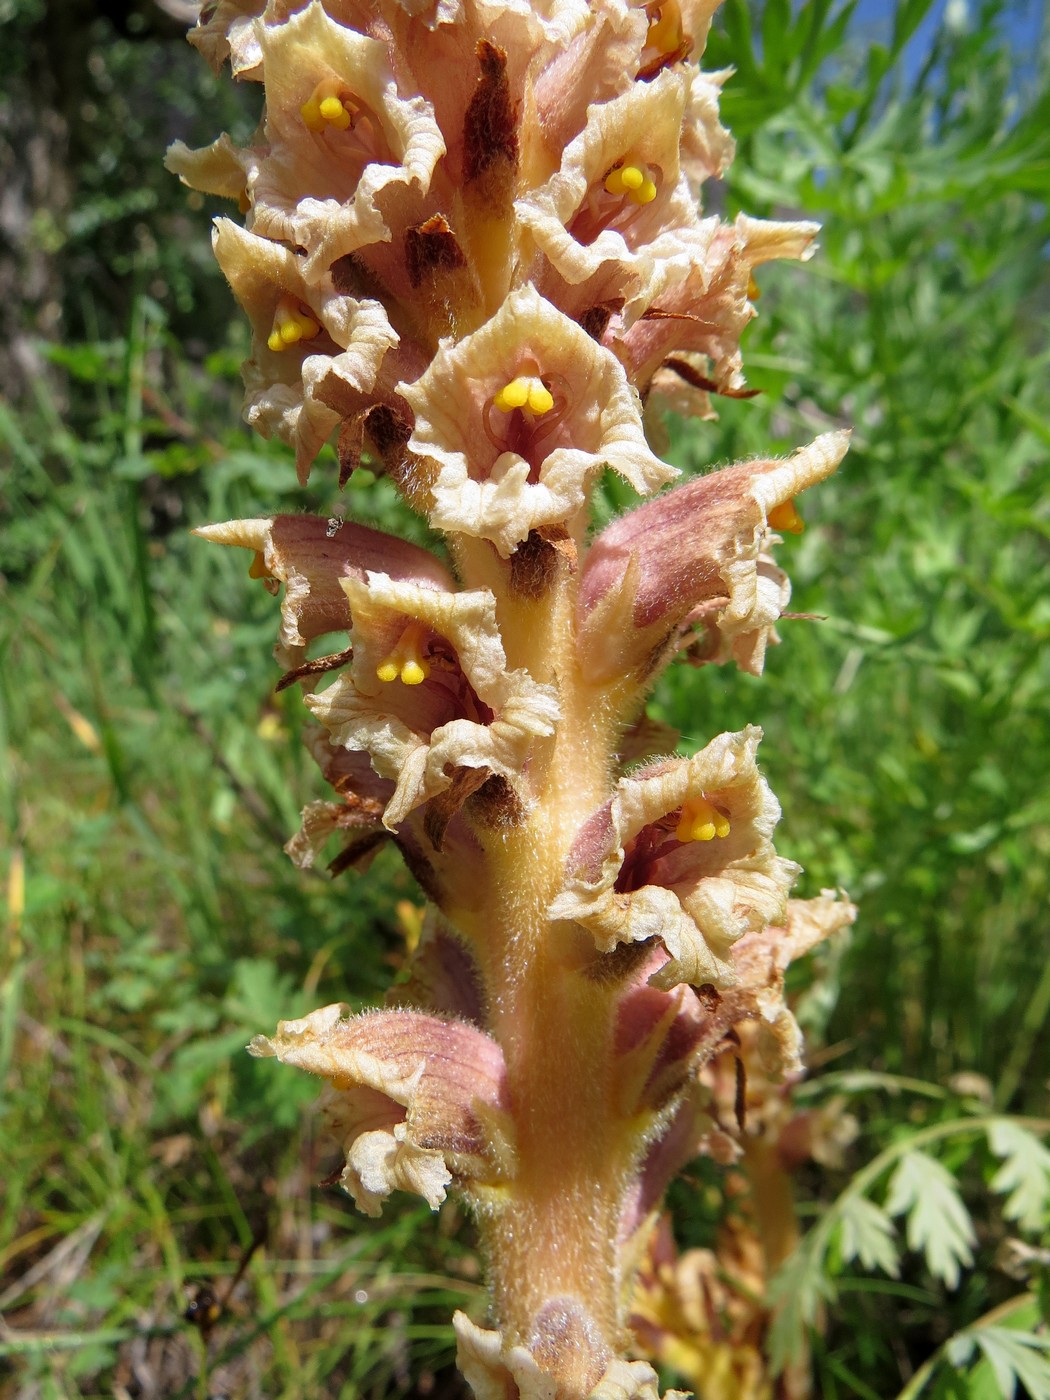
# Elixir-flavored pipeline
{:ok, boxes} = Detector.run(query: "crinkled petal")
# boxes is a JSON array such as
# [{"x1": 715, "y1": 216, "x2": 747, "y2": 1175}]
[
  {"x1": 728, "y1": 891, "x2": 857, "y2": 1079},
  {"x1": 454, "y1": 1313, "x2": 559, "y2": 1400},
  {"x1": 165, "y1": 131, "x2": 250, "y2": 201},
  {"x1": 189, "y1": 0, "x2": 265, "y2": 74}
]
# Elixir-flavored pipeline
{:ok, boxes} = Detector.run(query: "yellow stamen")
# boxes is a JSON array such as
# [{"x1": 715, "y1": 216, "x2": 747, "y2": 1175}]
[
  {"x1": 604, "y1": 162, "x2": 659, "y2": 205},
  {"x1": 248, "y1": 550, "x2": 271, "y2": 580},
  {"x1": 647, "y1": 1, "x2": 683, "y2": 54},
  {"x1": 267, "y1": 294, "x2": 321, "y2": 354},
  {"x1": 747, "y1": 272, "x2": 761, "y2": 300},
  {"x1": 493, "y1": 375, "x2": 554, "y2": 416},
  {"x1": 675, "y1": 795, "x2": 731, "y2": 843},
  {"x1": 768, "y1": 498, "x2": 805, "y2": 534},
  {"x1": 301, "y1": 79, "x2": 357, "y2": 132},
  {"x1": 376, "y1": 622, "x2": 431, "y2": 686}
]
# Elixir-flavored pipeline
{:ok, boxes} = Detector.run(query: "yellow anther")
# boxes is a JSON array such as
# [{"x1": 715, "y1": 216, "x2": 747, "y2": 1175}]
[
  {"x1": 267, "y1": 295, "x2": 320, "y2": 354},
  {"x1": 493, "y1": 375, "x2": 554, "y2": 416},
  {"x1": 604, "y1": 162, "x2": 659, "y2": 205},
  {"x1": 675, "y1": 795, "x2": 731, "y2": 844},
  {"x1": 747, "y1": 273, "x2": 761, "y2": 301},
  {"x1": 768, "y1": 498, "x2": 805, "y2": 534},
  {"x1": 400, "y1": 658, "x2": 428, "y2": 686},
  {"x1": 248, "y1": 550, "x2": 271, "y2": 580},
  {"x1": 376, "y1": 622, "x2": 431, "y2": 686},
  {"x1": 301, "y1": 80, "x2": 356, "y2": 132}
]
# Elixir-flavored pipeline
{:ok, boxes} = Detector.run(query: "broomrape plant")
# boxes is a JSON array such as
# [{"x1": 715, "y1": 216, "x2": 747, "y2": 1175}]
[{"x1": 170, "y1": 1, "x2": 855, "y2": 1394}]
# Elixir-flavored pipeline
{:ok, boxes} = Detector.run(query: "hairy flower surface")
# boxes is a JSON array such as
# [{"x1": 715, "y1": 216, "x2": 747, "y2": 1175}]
[{"x1": 179, "y1": 0, "x2": 852, "y2": 1394}]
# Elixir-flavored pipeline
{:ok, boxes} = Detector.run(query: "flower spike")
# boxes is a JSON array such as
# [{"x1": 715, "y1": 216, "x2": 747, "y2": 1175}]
[{"x1": 180, "y1": 0, "x2": 853, "y2": 1393}]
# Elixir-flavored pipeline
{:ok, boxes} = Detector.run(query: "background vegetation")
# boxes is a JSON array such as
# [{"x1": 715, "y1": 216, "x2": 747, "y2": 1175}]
[{"x1": 1, "y1": 0, "x2": 1047, "y2": 1395}]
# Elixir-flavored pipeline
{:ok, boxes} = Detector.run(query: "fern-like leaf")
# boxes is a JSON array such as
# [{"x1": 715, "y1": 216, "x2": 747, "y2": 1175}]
[
  {"x1": 885, "y1": 1149, "x2": 975, "y2": 1288},
  {"x1": 988, "y1": 1121, "x2": 1050, "y2": 1233}
]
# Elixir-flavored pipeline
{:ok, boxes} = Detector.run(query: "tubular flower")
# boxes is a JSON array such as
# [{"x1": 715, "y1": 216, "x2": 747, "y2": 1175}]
[
  {"x1": 308, "y1": 572, "x2": 560, "y2": 827},
  {"x1": 577, "y1": 430, "x2": 851, "y2": 682},
  {"x1": 180, "y1": 0, "x2": 853, "y2": 1394},
  {"x1": 250, "y1": 1003, "x2": 513, "y2": 1215},
  {"x1": 517, "y1": 67, "x2": 719, "y2": 319},
  {"x1": 211, "y1": 219, "x2": 399, "y2": 481},
  {"x1": 248, "y1": 3, "x2": 447, "y2": 273},
  {"x1": 194, "y1": 513, "x2": 453, "y2": 670},
  {"x1": 550, "y1": 728, "x2": 797, "y2": 990},
  {"x1": 400, "y1": 284, "x2": 677, "y2": 556}
]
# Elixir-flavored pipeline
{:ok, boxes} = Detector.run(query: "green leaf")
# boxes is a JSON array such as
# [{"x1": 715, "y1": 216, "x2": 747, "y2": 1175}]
[
  {"x1": 988, "y1": 1121, "x2": 1050, "y2": 1233},
  {"x1": 767, "y1": 1237, "x2": 836, "y2": 1375},
  {"x1": 973, "y1": 1329, "x2": 1050, "y2": 1400},
  {"x1": 885, "y1": 1150, "x2": 975, "y2": 1288},
  {"x1": 838, "y1": 1194, "x2": 901, "y2": 1276}
]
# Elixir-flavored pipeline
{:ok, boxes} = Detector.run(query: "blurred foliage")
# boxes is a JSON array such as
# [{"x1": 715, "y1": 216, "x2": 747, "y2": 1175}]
[{"x1": 1, "y1": 0, "x2": 1048, "y2": 1396}]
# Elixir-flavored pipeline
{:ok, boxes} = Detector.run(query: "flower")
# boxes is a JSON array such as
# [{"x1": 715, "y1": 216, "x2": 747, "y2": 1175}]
[
  {"x1": 550, "y1": 727, "x2": 796, "y2": 989},
  {"x1": 400, "y1": 284, "x2": 677, "y2": 556},
  {"x1": 194, "y1": 513, "x2": 453, "y2": 671},
  {"x1": 209, "y1": 220, "x2": 399, "y2": 480},
  {"x1": 251, "y1": 1003, "x2": 513, "y2": 1214},
  {"x1": 309, "y1": 572, "x2": 559, "y2": 826},
  {"x1": 608, "y1": 212, "x2": 820, "y2": 408},
  {"x1": 577, "y1": 430, "x2": 850, "y2": 682},
  {"x1": 247, "y1": 3, "x2": 447, "y2": 276},
  {"x1": 517, "y1": 67, "x2": 714, "y2": 322}
]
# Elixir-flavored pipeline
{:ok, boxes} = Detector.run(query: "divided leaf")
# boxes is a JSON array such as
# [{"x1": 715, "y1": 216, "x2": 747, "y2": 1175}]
[
  {"x1": 837, "y1": 1194, "x2": 901, "y2": 1277},
  {"x1": 973, "y1": 1328, "x2": 1050, "y2": 1400},
  {"x1": 884, "y1": 1150, "x2": 975, "y2": 1289},
  {"x1": 988, "y1": 1120, "x2": 1050, "y2": 1233},
  {"x1": 767, "y1": 1237, "x2": 837, "y2": 1375}
]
